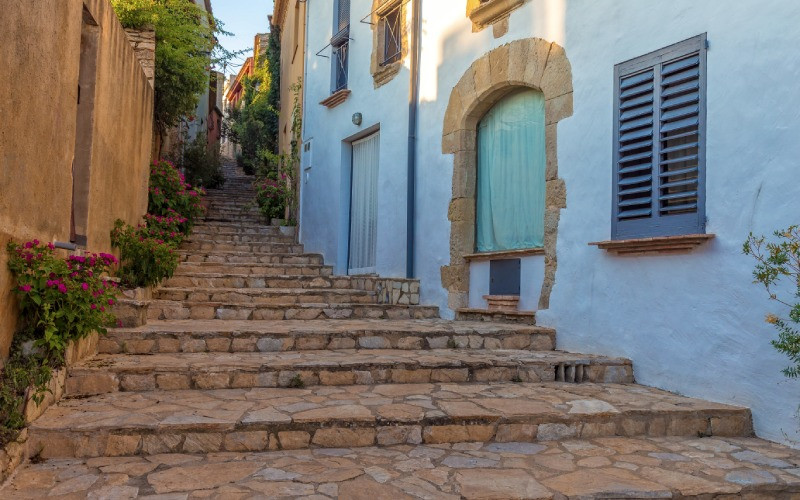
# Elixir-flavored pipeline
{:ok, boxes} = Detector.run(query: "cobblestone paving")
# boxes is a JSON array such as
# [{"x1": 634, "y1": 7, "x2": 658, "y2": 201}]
[{"x1": 5, "y1": 437, "x2": 800, "y2": 498}]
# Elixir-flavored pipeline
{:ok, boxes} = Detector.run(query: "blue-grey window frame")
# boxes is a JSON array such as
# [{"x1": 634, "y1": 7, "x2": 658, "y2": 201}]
[
  {"x1": 331, "y1": 0, "x2": 351, "y2": 93},
  {"x1": 612, "y1": 33, "x2": 708, "y2": 240}
]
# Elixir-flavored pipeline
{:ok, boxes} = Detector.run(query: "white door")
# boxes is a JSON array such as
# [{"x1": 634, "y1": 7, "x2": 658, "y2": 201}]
[{"x1": 348, "y1": 132, "x2": 379, "y2": 274}]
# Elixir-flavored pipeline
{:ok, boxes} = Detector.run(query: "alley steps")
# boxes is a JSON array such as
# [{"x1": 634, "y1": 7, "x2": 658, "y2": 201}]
[
  {"x1": 6, "y1": 160, "x2": 800, "y2": 498},
  {"x1": 98, "y1": 319, "x2": 557, "y2": 354},
  {"x1": 26, "y1": 382, "x2": 751, "y2": 460},
  {"x1": 147, "y1": 300, "x2": 441, "y2": 321},
  {"x1": 64, "y1": 349, "x2": 634, "y2": 396}
]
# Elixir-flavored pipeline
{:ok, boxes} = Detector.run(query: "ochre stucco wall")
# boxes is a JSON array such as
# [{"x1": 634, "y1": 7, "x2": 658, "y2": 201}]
[
  {"x1": 275, "y1": 0, "x2": 306, "y2": 158},
  {"x1": 0, "y1": 0, "x2": 154, "y2": 360}
]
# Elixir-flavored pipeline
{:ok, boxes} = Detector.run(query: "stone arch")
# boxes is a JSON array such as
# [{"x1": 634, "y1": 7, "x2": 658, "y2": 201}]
[{"x1": 440, "y1": 38, "x2": 573, "y2": 312}]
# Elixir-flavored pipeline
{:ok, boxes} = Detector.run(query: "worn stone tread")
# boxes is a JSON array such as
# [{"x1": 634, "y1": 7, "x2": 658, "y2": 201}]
[
  {"x1": 28, "y1": 382, "x2": 751, "y2": 458},
  {"x1": 100, "y1": 319, "x2": 557, "y2": 354},
  {"x1": 65, "y1": 349, "x2": 633, "y2": 395},
  {"x1": 5, "y1": 437, "x2": 800, "y2": 498}
]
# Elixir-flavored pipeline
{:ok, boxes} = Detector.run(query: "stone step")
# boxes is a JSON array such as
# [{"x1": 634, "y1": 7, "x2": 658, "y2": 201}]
[
  {"x1": 191, "y1": 226, "x2": 285, "y2": 236},
  {"x1": 177, "y1": 252, "x2": 326, "y2": 266},
  {"x1": 65, "y1": 349, "x2": 634, "y2": 396},
  {"x1": 163, "y1": 273, "x2": 405, "y2": 291},
  {"x1": 202, "y1": 215, "x2": 267, "y2": 224},
  {"x1": 184, "y1": 234, "x2": 297, "y2": 245},
  {"x1": 7, "y1": 437, "x2": 800, "y2": 498},
  {"x1": 147, "y1": 300, "x2": 441, "y2": 321},
  {"x1": 153, "y1": 287, "x2": 378, "y2": 305},
  {"x1": 179, "y1": 241, "x2": 304, "y2": 253},
  {"x1": 27, "y1": 382, "x2": 752, "y2": 459},
  {"x1": 99, "y1": 319, "x2": 556, "y2": 354}
]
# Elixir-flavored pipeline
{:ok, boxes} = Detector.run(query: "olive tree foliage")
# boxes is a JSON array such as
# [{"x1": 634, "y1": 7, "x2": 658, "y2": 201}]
[
  {"x1": 744, "y1": 226, "x2": 800, "y2": 378},
  {"x1": 111, "y1": 0, "x2": 237, "y2": 137}
]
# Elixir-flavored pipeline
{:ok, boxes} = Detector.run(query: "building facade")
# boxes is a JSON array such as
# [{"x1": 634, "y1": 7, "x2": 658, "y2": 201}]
[
  {"x1": 272, "y1": 0, "x2": 308, "y2": 159},
  {"x1": 297, "y1": 0, "x2": 800, "y2": 445},
  {"x1": 0, "y1": 0, "x2": 155, "y2": 359}
]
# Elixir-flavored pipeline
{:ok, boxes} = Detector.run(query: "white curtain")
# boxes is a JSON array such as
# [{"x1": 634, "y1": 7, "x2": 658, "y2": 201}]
[
  {"x1": 349, "y1": 132, "x2": 380, "y2": 273},
  {"x1": 477, "y1": 89, "x2": 546, "y2": 252}
]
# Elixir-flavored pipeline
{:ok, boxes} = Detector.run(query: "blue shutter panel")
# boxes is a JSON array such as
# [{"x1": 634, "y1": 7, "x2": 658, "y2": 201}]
[{"x1": 613, "y1": 34, "x2": 707, "y2": 240}]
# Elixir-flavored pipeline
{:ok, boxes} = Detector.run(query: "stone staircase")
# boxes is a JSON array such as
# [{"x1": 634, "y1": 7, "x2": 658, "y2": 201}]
[{"x1": 4, "y1": 163, "x2": 800, "y2": 498}]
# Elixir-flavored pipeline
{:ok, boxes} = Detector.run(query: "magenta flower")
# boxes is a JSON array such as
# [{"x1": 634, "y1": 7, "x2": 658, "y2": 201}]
[
  {"x1": 58, "y1": 283, "x2": 68, "y2": 293},
  {"x1": 107, "y1": 299, "x2": 115, "y2": 306},
  {"x1": 91, "y1": 304, "x2": 97, "y2": 310},
  {"x1": 19, "y1": 285, "x2": 32, "y2": 292},
  {"x1": 81, "y1": 283, "x2": 89, "y2": 291}
]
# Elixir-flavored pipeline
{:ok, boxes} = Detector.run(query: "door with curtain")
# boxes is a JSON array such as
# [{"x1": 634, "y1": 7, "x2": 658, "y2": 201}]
[
  {"x1": 477, "y1": 89, "x2": 547, "y2": 252},
  {"x1": 348, "y1": 132, "x2": 380, "y2": 274}
]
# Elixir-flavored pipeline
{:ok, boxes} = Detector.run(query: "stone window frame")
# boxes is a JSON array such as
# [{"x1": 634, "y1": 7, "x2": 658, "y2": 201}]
[
  {"x1": 466, "y1": 0, "x2": 526, "y2": 34},
  {"x1": 370, "y1": 0, "x2": 410, "y2": 88},
  {"x1": 441, "y1": 38, "x2": 573, "y2": 312}
]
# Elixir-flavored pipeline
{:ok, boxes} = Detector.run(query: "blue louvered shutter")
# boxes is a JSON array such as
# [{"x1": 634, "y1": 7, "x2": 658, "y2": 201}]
[{"x1": 612, "y1": 34, "x2": 707, "y2": 239}]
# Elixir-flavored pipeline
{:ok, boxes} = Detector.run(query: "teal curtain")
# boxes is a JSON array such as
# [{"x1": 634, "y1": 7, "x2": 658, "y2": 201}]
[{"x1": 476, "y1": 89, "x2": 546, "y2": 252}]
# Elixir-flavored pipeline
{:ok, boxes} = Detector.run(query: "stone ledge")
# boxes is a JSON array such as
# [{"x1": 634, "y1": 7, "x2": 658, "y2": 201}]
[
  {"x1": 464, "y1": 247, "x2": 544, "y2": 261},
  {"x1": 469, "y1": 0, "x2": 525, "y2": 31},
  {"x1": 589, "y1": 234, "x2": 715, "y2": 256},
  {"x1": 319, "y1": 89, "x2": 351, "y2": 109},
  {"x1": 457, "y1": 308, "x2": 536, "y2": 325},
  {"x1": 373, "y1": 61, "x2": 402, "y2": 88}
]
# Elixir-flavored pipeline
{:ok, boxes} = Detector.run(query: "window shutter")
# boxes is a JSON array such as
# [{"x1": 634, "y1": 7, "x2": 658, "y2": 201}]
[
  {"x1": 336, "y1": 0, "x2": 351, "y2": 33},
  {"x1": 613, "y1": 34, "x2": 706, "y2": 240}
]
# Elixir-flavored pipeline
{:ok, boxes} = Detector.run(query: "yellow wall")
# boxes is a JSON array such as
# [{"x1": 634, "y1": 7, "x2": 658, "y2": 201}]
[
  {"x1": 276, "y1": 0, "x2": 306, "y2": 158},
  {"x1": 0, "y1": 0, "x2": 154, "y2": 359}
]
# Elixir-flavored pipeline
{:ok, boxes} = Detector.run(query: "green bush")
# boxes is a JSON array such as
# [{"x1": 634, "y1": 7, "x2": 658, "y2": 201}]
[
  {"x1": 148, "y1": 159, "x2": 206, "y2": 232},
  {"x1": 744, "y1": 225, "x2": 800, "y2": 378},
  {"x1": 6, "y1": 241, "x2": 119, "y2": 355},
  {"x1": 180, "y1": 134, "x2": 225, "y2": 189},
  {"x1": 111, "y1": 220, "x2": 180, "y2": 289},
  {"x1": 255, "y1": 175, "x2": 289, "y2": 220}
]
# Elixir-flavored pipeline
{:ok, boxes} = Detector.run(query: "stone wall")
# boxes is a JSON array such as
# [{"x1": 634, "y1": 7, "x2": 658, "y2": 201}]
[
  {"x1": 125, "y1": 28, "x2": 156, "y2": 88},
  {"x1": 0, "y1": 0, "x2": 154, "y2": 359}
]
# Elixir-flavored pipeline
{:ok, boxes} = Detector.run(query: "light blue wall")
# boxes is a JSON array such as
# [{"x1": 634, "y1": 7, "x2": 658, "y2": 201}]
[{"x1": 301, "y1": 0, "x2": 800, "y2": 445}]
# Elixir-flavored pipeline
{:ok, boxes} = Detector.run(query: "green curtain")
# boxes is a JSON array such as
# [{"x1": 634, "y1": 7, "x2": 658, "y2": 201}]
[{"x1": 476, "y1": 89, "x2": 546, "y2": 252}]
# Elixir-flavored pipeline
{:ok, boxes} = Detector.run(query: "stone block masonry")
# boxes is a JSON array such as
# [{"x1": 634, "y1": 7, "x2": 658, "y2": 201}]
[{"x1": 125, "y1": 29, "x2": 156, "y2": 88}]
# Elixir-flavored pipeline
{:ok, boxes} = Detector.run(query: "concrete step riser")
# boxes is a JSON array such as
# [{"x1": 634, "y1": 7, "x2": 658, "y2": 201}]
[
  {"x1": 28, "y1": 409, "x2": 752, "y2": 459},
  {"x1": 174, "y1": 265, "x2": 331, "y2": 276},
  {"x1": 178, "y1": 255, "x2": 326, "y2": 266},
  {"x1": 65, "y1": 361, "x2": 634, "y2": 397},
  {"x1": 184, "y1": 235, "x2": 297, "y2": 245},
  {"x1": 153, "y1": 290, "x2": 377, "y2": 306},
  {"x1": 147, "y1": 303, "x2": 440, "y2": 321},
  {"x1": 180, "y1": 243, "x2": 304, "y2": 253},
  {"x1": 99, "y1": 330, "x2": 556, "y2": 355}
]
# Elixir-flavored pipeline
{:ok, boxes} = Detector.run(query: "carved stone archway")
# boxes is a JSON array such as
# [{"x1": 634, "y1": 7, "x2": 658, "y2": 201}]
[{"x1": 440, "y1": 38, "x2": 573, "y2": 312}]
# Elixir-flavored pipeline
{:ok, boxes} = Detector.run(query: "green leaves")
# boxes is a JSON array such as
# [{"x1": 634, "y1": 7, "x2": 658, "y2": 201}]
[{"x1": 745, "y1": 225, "x2": 800, "y2": 378}]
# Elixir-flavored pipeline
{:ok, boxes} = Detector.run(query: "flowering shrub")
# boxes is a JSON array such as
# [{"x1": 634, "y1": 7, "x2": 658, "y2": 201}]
[
  {"x1": 111, "y1": 219, "x2": 180, "y2": 288},
  {"x1": 744, "y1": 226, "x2": 800, "y2": 378},
  {"x1": 255, "y1": 173, "x2": 290, "y2": 220},
  {"x1": 148, "y1": 159, "x2": 206, "y2": 232},
  {"x1": 143, "y1": 211, "x2": 188, "y2": 245},
  {"x1": 6, "y1": 241, "x2": 118, "y2": 355}
]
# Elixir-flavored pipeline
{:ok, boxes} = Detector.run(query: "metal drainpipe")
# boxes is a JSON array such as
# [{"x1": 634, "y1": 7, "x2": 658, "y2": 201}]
[{"x1": 406, "y1": 0, "x2": 422, "y2": 278}]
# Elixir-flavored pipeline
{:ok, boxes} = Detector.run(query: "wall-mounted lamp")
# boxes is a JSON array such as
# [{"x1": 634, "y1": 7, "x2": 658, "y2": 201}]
[{"x1": 352, "y1": 112, "x2": 363, "y2": 126}]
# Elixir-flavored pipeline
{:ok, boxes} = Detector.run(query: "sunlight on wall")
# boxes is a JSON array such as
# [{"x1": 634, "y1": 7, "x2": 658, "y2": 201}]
[{"x1": 540, "y1": 0, "x2": 566, "y2": 45}]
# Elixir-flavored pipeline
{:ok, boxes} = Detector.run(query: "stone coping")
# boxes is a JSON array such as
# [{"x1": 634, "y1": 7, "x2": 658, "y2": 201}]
[
  {"x1": 4, "y1": 437, "x2": 800, "y2": 498},
  {"x1": 463, "y1": 247, "x2": 544, "y2": 261},
  {"x1": 468, "y1": 0, "x2": 525, "y2": 30},
  {"x1": 589, "y1": 234, "x2": 715, "y2": 255}
]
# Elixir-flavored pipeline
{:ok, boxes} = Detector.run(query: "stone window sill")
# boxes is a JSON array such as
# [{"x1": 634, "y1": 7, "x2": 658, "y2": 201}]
[
  {"x1": 320, "y1": 89, "x2": 351, "y2": 109},
  {"x1": 373, "y1": 61, "x2": 403, "y2": 88},
  {"x1": 589, "y1": 234, "x2": 715, "y2": 256},
  {"x1": 463, "y1": 247, "x2": 544, "y2": 261},
  {"x1": 469, "y1": 0, "x2": 525, "y2": 30}
]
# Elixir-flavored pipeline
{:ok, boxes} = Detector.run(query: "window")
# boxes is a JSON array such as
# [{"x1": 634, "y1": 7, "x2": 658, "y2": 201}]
[
  {"x1": 379, "y1": 4, "x2": 402, "y2": 66},
  {"x1": 331, "y1": 0, "x2": 350, "y2": 93},
  {"x1": 613, "y1": 34, "x2": 707, "y2": 240},
  {"x1": 476, "y1": 89, "x2": 546, "y2": 252}
]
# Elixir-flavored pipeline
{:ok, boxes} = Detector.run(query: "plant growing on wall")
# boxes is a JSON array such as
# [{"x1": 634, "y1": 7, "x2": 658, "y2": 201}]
[
  {"x1": 744, "y1": 225, "x2": 800, "y2": 378},
  {"x1": 111, "y1": 0, "x2": 239, "y2": 150},
  {"x1": 2, "y1": 241, "x2": 119, "y2": 446}
]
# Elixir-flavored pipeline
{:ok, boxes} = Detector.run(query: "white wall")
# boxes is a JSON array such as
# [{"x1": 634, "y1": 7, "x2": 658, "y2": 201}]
[{"x1": 301, "y1": 0, "x2": 800, "y2": 445}]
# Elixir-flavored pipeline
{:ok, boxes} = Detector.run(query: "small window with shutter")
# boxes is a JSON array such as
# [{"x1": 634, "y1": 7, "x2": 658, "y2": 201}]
[{"x1": 612, "y1": 34, "x2": 707, "y2": 240}]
